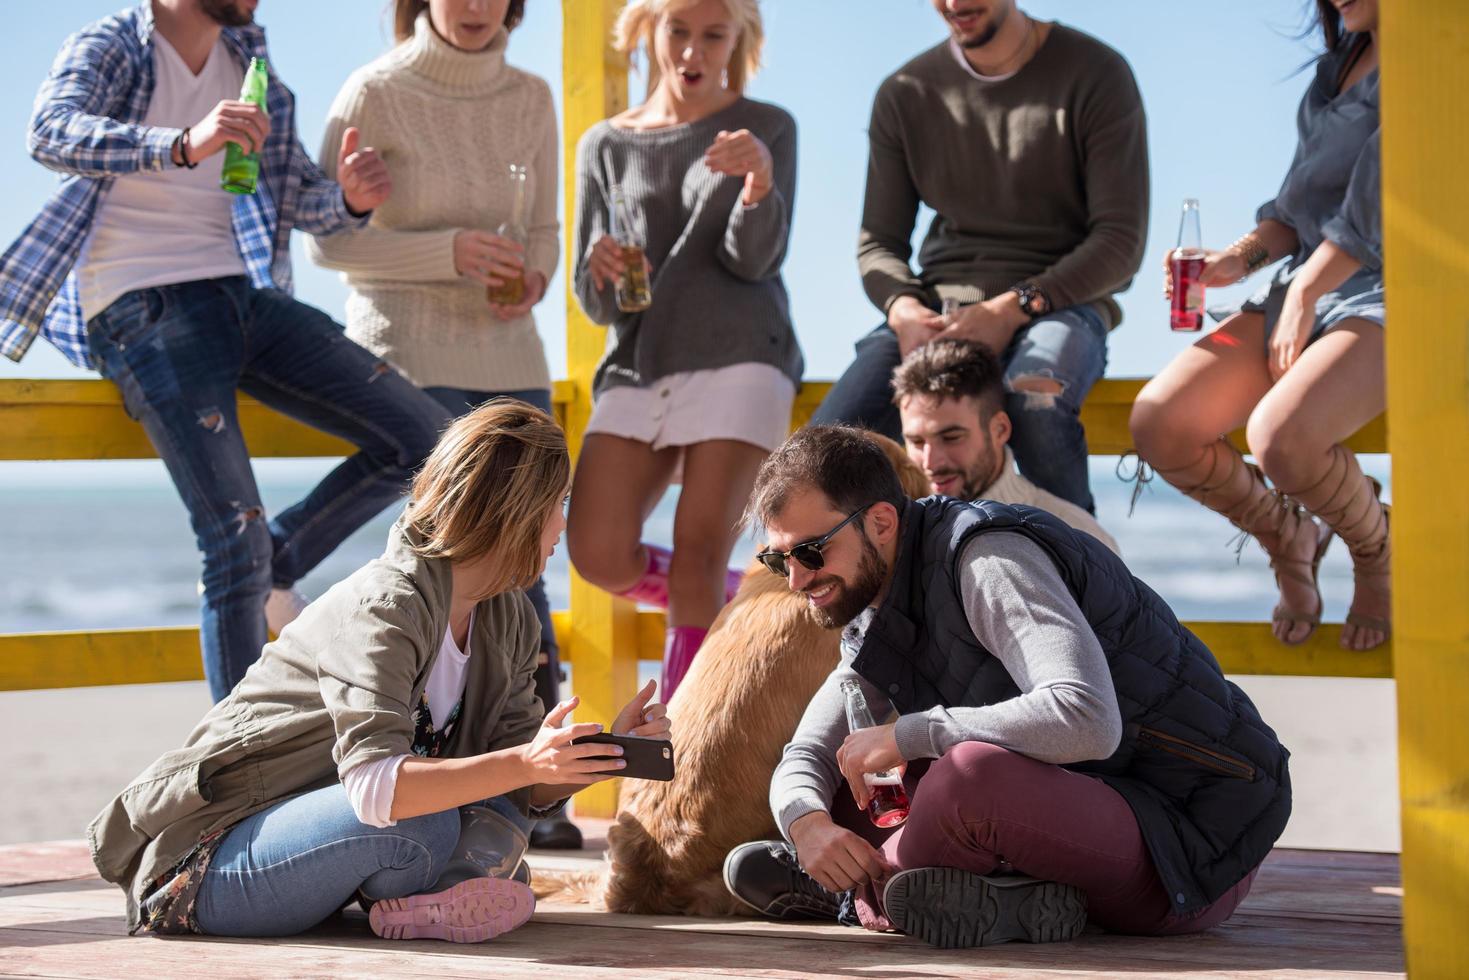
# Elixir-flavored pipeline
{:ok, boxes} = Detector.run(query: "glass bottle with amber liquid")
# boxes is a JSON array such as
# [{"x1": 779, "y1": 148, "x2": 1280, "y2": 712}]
[
  {"x1": 841, "y1": 679, "x2": 910, "y2": 828},
  {"x1": 612, "y1": 189, "x2": 652, "y2": 313},
  {"x1": 486, "y1": 163, "x2": 528, "y2": 306}
]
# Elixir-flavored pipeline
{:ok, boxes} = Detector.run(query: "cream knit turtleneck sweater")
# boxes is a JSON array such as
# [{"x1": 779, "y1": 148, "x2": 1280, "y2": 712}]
[
  {"x1": 310, "y1": 14, "x2": 558, "y2": 391},
  {"x1": 982, "y1": 448, "x2": 1121, "y2": 556}
]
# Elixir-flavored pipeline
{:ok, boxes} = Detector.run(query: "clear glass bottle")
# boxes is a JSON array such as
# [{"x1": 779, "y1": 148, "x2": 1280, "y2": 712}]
[
  {"x1": 1169, "y1": 198, "x2": 1206, "y2": 332},
  {"x1": 486, "y1": 164, "x2": 528, "y2": 306},
  {"x1": 611, "y1": 189, "x2": 652, "y2": 313},
  {"x1": 840, "y1": 679, "x2": 910, "y2": 829}
]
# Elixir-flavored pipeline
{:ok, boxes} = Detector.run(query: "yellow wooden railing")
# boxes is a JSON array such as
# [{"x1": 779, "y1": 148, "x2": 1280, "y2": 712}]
[{"x1": 1380, "y1": 4, "x2": 1469, "y2": 975}]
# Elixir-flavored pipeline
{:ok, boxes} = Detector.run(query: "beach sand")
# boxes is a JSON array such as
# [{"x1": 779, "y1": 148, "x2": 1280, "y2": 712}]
[{"x1": 0, "y1": 673, "x2": 1399, "y2": 852}]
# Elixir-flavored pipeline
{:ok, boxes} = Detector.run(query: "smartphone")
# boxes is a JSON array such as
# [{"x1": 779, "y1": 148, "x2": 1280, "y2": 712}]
[{"x1": 572, "y1": 732, "x2": 676, "y2": 782}]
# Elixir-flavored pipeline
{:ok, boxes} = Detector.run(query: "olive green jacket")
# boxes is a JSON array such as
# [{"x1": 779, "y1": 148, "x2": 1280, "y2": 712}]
[{"x1": 88, "y1": 515, "x2": 544, "y2": 930}]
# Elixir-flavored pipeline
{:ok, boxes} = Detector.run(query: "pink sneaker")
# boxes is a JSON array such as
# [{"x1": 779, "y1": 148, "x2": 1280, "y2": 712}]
[{"x1": 368, "y1": 876, "x2": 534, "y2": 943}]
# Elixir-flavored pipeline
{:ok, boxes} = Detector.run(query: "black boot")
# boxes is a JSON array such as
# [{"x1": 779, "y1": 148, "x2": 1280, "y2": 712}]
[
  {"x1": 722, "y1": 840, "x2": 842, "y2": 921},
  {"x1": 882, "y1": 868, "x2": 1087, "y2": 948},
  {"x1": 529, "y1": 812, "x2": 584, "y2": 850}
]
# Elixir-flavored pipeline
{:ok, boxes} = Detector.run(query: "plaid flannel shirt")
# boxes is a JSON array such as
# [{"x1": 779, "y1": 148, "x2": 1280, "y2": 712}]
[{"x1": 0, "y1": 3, "x2": 364, "y2": 366}]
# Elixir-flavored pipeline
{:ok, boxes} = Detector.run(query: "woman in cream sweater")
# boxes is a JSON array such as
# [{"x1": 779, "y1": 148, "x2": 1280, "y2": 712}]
[{"x1": 311, "y1": 0, "x2": 577, "y2": 846}]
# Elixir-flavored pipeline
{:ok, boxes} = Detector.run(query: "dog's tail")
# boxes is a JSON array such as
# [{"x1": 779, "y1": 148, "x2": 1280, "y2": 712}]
[{"x1": 530, "y1": 864, "x2": 608, "y2": 906}]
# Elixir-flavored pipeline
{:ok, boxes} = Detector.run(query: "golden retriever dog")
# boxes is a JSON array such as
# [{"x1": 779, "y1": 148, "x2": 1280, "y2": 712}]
[{"x1": 539, "y1": 433, "x2": 931, "y2": 915}]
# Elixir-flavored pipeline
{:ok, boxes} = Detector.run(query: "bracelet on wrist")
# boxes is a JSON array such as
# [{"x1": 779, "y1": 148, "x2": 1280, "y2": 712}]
[
  {"x1": 1227, "y1": 233, "x2": 1269, "y2": 276},
  {"x1": 174, "y1": 127, "x2": 197, "y2": 169}
]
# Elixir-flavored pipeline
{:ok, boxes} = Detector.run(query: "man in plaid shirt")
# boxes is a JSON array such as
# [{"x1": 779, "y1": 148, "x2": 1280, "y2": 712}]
[{"x1": 1, "y1": 0, "x2": 449, "y2": 701}]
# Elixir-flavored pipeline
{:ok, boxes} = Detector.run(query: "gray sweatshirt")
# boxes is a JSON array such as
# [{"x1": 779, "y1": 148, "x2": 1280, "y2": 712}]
[
  {"x1": 572, "y1": 97, "x2": 804, "y2": 395},
  {"x1": 770, "y1": 531, "x2": 1123, "y2": 839}
]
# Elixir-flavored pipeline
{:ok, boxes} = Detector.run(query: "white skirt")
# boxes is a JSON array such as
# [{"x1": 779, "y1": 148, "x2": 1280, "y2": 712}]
[{"x1": 586, "y1": 362, "x2": 796, "y2": 462}]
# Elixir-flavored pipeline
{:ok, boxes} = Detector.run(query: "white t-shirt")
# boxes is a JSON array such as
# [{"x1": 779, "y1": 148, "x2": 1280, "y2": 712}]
[
  {"x1": 75, "y1": 34, "x2": 248, "y2": 322},
  {"x1": 343, "y1": 614, "x2": 473, "y2": 828},
  {"x1": 948, "y1": 37, "x2": 1020, "y2": 83}
]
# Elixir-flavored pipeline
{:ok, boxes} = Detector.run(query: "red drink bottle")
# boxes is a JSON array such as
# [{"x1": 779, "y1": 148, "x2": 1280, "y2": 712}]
[
  {"x1": 1170, "y1": 198, "x2": 1206, "y2": 332},
  {"x1": 840, "y1": 680, "x2": 910, "y2": 828}
]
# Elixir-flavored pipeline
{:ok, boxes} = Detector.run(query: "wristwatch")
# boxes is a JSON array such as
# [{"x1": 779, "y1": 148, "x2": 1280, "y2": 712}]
[{"x1": 1011, "y1": 282, "x2": 1051, "y2": 319}]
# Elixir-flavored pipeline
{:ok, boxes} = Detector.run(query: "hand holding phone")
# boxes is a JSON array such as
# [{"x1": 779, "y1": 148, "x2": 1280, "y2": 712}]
[{"x1": 572, "y1": 732, "x2": 675, "y2": 781}]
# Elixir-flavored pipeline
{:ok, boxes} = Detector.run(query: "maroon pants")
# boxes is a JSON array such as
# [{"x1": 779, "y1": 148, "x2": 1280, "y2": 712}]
[{"x1": 833, "y1": 742, "x2": 1256, "y2": 934}]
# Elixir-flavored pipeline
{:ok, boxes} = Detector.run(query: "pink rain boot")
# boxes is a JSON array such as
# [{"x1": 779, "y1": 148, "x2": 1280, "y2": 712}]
[
  {"x1": 615, "y1": 544, "x2": 674, "y2": 608},
  {"x1": 725, "y1": 565, "x2": 746, "y2": 603},
  {"x1": 617, "y1": 544, "x2": 746, "y2": 608},
  {"x1": 661, "y1": 625, "x2": 708, "y2": 699}
]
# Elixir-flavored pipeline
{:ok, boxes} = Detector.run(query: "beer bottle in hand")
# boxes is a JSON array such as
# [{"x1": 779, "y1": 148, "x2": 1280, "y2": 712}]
[
  {"x1": 487, "y1": 164, "x2": 528, "y2": 306},
  {"x1": 221, "y1": 58, "x2": 269, "y2": 195}
]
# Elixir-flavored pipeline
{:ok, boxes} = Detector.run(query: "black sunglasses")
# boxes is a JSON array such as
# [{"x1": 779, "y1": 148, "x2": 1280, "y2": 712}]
[{"x1": 756, "y1": 504, "x2": 872, "y2": 577}]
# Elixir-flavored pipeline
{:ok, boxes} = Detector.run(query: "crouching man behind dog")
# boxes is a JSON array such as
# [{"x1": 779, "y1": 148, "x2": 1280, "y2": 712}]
[{"x1": 722, "y1": 425, "x2": 1290, "y2": 949}]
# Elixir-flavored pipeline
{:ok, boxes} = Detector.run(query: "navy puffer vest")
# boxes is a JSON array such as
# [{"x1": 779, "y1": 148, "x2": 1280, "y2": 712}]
[{"x1": 851, "y1": 497, "x2": 1291, "y2": 914}]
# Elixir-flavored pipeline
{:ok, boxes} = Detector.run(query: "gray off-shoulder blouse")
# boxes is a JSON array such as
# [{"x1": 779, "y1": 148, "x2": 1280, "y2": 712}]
[{"x1": 1229, "y1": 36, "x2": 1383, "y2": 335}]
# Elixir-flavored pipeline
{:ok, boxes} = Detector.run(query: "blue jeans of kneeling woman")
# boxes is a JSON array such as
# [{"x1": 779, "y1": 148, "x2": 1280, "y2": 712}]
[
  {"x1": 811, "y1": 304, "x2": 1109, "y2": 514},
  {"x1": 194, "y1": 784, "x2": 531, "y2": 936}
]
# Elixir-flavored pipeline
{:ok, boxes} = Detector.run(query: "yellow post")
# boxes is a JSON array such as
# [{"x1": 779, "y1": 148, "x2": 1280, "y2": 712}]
[
  {"x1": 1380, "y1": 3, "x2": 1469, "y2": 975},
  {"x1": 562, "y1": 0, "x2": 634, "y2": 818}
]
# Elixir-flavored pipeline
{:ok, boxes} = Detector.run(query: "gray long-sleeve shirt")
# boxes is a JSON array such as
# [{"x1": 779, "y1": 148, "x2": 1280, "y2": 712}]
[
  {"x1": 572, "y1": 97, "x2": 804, "y2": 396},
  {"x1": 770, "y1": 531, "x2": 1122, "y2": 839}
]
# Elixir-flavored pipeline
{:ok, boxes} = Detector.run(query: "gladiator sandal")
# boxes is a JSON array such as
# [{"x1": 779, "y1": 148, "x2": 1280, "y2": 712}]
[
  {"x1": 1279, "y1": 445, "x2": 1391, "y2": 650},
  {"x1": 1148, "y1": 438, "x2": 1333, "y2": 645}
]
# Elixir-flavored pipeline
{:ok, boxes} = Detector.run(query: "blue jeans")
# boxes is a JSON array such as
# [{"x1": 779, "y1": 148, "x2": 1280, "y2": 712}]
[
  {"x1": 193, "y1": 783, "x2": 532, "y2": 937},
  {"x1": 85, "y1": 278, "x2": 449, "y2": 701},
  {"x1": 424, "y1": 386, "x2": 562, "y2": 712},
  {"x1": 810, "y1": 306, "x2": 1109, "y2": 513}
]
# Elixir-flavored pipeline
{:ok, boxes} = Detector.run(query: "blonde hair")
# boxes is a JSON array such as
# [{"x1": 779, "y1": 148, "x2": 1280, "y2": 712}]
[
  {"x1": 408, "y1": 399, "x2": 569, "y2": 594},
  {"x1": 613, "y1": 0, "x2": 765, "y2": 96}
]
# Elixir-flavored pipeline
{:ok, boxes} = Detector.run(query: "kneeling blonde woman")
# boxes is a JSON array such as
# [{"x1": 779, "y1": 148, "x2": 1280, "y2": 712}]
[{"x1": 90, "y1": 401, "x2": 670, "y2": 942}]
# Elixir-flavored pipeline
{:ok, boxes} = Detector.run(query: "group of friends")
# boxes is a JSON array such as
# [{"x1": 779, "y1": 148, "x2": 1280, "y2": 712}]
[{"x1": 0, "y1": 0, "x2": 1383, "y2": 954}]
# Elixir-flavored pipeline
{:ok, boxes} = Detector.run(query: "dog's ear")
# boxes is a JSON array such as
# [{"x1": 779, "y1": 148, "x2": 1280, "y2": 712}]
[{"x1": 861, "y1": 432, "x2": 932, "y2": 500}]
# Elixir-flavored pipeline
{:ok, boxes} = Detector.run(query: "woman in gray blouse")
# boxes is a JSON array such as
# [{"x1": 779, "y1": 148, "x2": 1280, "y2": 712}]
[
  {"x1": 566, "y1": 0, "x2": 803, "y2": 697},
  {"x1": 1130, "y1": 0, "x2": 1388, "y2": 652}
]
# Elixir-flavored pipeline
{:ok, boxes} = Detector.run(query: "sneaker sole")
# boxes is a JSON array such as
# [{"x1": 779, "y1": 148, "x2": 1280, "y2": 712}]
[
  {"x1": 884, "y1": 869, "x2": 1087, "y2": 948},
  {"x1": 368, "y1": 876, "x2": 534, "y2": 943}
]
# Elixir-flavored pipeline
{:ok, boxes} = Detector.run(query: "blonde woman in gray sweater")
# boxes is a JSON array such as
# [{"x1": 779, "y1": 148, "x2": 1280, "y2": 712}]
[
  {"x1": 311, "y1": 0, "x2": 581, "y2": 847},
  {"x1": 568, "y1": 0, "x2": 803, "y2": 698}
]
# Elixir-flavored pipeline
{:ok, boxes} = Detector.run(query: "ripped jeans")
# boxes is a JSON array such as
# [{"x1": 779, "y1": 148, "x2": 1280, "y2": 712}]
[
  {"x1": 85, "y1": 278, "x2": 449, "y2": 701},
  {"x1": 809, "y1": 304, "x2": 1109, "y2": 512}
]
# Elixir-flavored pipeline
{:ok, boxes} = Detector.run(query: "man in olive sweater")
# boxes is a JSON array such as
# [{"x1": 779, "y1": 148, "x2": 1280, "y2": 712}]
[{"x1": 812, "y1": 0, "x2": 1149, "y2": 515}]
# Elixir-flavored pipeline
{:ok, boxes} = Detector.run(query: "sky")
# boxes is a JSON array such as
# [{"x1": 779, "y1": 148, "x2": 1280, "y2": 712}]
[{"x1": 0, "y1": 0, "x2": 1320, "y2": 384}]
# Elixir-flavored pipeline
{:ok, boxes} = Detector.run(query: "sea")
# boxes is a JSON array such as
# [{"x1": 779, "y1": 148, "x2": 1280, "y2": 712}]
[{"x1": 0, "y1": 456, "x2": 1398, "y2": 852}]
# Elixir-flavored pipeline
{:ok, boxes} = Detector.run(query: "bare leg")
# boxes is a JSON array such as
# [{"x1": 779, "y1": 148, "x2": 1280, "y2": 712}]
[
  {"x1": 566, "y1": 434, "x2": 679, "y2": 594},
  {"x1": 668, "y1": 439, "x2": 770, "y2": 628},
  {"x1": 1130, "y1": 313, "x2": 1273, "y2": 468},
  {"x1": 1246, "y1": 320, "x2": 1388, "y2": 650},
  {"x1": 1130, "y1": 314, "x2": 1328, "y2": 643}
]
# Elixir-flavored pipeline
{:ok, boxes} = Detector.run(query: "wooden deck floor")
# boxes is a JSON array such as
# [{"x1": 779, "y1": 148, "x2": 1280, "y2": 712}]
[{"x1": 1, "y1": 826, "x2": 1404, "y2": 979}]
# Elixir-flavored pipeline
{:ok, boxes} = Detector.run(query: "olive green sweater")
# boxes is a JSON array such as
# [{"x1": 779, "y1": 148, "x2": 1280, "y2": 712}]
[
  {"x1": 859, "y1": 25, "x2": 1149, "y2": 328},
  {"x1": 89, "y1": 514, "x2": 544, "y2": 931}
]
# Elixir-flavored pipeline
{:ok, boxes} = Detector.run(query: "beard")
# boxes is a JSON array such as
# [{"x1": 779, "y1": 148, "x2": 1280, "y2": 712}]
[
  {"x1": 930, "y1": 444, "x2": 1003, "y2": 502},
  {"x1": 958, "y1": 5, "x2": 1009, "y2": 49},
  {"x1": 806, "y1": 532, "x2": 888, "y2": 630},
  {"x1": 200, "y1": 0, "x2": 254, "y2": 28}
]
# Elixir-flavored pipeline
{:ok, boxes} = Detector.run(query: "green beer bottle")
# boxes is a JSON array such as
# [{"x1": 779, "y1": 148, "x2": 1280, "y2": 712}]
[{"x1": 221, "y1": 57, "x2": 269, "y2": 195}]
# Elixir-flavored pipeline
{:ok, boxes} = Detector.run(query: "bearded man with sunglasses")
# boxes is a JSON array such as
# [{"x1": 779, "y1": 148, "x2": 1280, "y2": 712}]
[{"x1": 722, "y1": 424, "x2": 1290, "y2": 949}]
